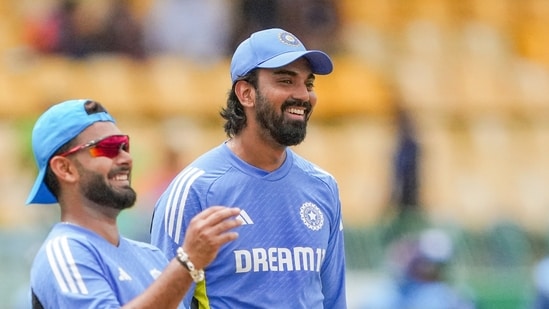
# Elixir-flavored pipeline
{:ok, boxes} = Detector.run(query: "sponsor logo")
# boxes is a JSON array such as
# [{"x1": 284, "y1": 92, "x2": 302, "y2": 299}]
[
  {"x1": 150, "y1": 268, "x2": 162, "y2": 279},
  {"x1": 234, "y1": 247, "x2": 325, "y2": 273},
  {"x1": 118, "y1": 267, "x2": 132, "y2": 281},
  {"x1": 237, "y1": 210, "x2": 254, "y2": 225}
]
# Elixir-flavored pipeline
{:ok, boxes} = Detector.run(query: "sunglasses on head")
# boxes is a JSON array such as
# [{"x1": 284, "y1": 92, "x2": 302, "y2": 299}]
[{"x1": 58, "y1": 134, "x2": 130, "y2": 158}]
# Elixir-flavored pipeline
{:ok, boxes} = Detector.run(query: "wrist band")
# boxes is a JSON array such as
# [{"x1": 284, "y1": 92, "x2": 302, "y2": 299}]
[{"x1": 176, "y1": 247, "x2": 205, "y2": 282}]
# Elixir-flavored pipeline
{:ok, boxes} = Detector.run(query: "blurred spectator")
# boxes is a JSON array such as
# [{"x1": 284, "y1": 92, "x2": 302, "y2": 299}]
[
  {"x1": 387, "y1": 229, "x2": 477, "y2": 309},
  {"x1": 230, "y1": 0, "x2": 342, "y2": 54},
  {"x1": 230, "y1": 0, "x2": 280, "y2": 51},
  {"x1": 25, "y1": 0, "x2": 145, "y2": 59},
  {"x1": 143, "y1": 0, "x2": 233, "y2": 64},
  {"x1": 276, "y1": 0, "x2": 342, "y2": 52},
  {"x1": 391, "y1": 107, "x2": 420, "y2": 213},
  {"x1": 383, "y1": 106, "x2": 423, "y2": 245}
]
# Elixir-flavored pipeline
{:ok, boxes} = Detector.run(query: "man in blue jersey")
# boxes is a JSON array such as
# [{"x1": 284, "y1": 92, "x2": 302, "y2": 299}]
[
  {"x1": 27, "y1": 99, "x2": 242, "y2": 308},
  {"x1": 150, "y1": 28, "x2": 347, "y2": 308}
]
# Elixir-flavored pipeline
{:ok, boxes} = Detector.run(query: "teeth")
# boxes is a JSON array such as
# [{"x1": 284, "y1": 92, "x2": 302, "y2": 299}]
[
  {"x1": 287, "y1": 108, "x2": 304, "y2": 115},
  {"x1": 113, "y1": 174, "x2": 128, "y2": 181}
]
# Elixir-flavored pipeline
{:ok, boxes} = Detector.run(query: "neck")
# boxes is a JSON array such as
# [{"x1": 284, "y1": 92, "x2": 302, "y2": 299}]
[
  {"x1": 227, "y1": 135, "x2": 286, "y2": 172},
  {"x1": 60, "y1": 203, "x2": 121, "y2": 246}
]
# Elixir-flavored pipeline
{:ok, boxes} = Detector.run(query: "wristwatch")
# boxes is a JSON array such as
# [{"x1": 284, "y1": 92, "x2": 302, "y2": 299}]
[{"x1": 176, "y1": 247, "x2": 205, "y2": 282}]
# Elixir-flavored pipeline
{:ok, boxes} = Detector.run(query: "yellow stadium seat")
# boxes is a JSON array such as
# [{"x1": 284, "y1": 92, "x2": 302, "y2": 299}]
[{"x1": 315, "y1": 55, "x2": 392, "y2": 118}]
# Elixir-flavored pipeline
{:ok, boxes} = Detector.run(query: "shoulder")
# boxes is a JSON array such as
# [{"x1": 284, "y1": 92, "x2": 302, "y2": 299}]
[
  {"x1": 124, "y1": 237, "x2": 164, "y2": 253},
  {"x1": 40, "y1": 223, "x2": 97, "y2": 250},
  {"x1": 30, "y1": 225, "x2": 100, "y2": 292},
  {"x1": 32, "y1": 224, "x2": 108, "y2": 268},
  {"x1": 290, "y1": 150, "x2": 337, "y2": 184},
  {"x1": 191, "y1": 143, "x2": 234, "y2": 174},
  {"x1": 168, "y1": 144, "x2": 234, "y2": 187}
]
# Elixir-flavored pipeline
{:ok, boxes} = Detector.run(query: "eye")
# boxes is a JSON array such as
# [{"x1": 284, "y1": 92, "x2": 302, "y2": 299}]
[{"x1": 121, "y1": 143, "x2": 130, "y2": 152}]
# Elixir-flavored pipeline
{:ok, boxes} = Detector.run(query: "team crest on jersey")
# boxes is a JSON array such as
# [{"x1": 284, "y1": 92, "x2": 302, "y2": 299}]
[{"x1": 300, "y1": 202, "x2": 324, "y2": 231}]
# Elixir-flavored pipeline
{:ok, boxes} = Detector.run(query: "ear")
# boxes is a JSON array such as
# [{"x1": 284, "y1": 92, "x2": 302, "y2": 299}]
[
  {"x1": 49, "y1": 156, "x2": 79, "y2": 184},
  {"x1": 234, "y1": 80, "x2": 256, "y2": 108}
]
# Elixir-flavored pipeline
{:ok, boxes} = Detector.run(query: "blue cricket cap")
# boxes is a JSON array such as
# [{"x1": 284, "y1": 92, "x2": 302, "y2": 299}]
[
  {"x1": 230, "y1": 28, "x2": 333, "y2": 83},
  {"x1": 26, "y1": 99, "x2": 115, "y2": 205}
]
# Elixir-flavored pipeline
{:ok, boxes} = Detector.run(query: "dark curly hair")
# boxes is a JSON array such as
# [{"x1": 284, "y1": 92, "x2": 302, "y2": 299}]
[
  {"x1": 220, "y1": 70, "x2": 258, "y2": 137},
  {"x1": 44, "y1": 138, "x2": 75, "y2": 199}
]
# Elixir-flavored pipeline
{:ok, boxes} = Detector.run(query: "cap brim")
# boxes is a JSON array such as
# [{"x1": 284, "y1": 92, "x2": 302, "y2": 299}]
[
  {"x1": 26, "y1": 166, "x2": 57, "y2": 205},
  {"x1": 258, "y1": 50, "x2": 333, "y2": 75}
]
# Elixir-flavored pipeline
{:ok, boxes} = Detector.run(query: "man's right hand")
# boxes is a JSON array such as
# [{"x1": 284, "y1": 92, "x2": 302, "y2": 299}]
[{"x1": 181, "y1": 206, "x2": 242, "y2": 270}]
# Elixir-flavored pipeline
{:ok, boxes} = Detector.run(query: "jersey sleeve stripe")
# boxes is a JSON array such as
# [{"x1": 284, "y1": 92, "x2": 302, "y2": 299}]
[
  {"x1": 45, "y1": 236, "x2": 88, "y2": 295},
  {"x1": 174, "y1": 169, "x2": 204, "y2": 244},
  {"x1": 60, "y1": 236, "x2": 89, "y2": 294},
  {"x1": 164, "y1": 167, "x2": 204, "y2": 244},
  {"x1": 46, "y1": 238, "x2": 70, "y2": 293},
  {"x1": 165, "y1": 168, "x2": 194, "y2": 237}
]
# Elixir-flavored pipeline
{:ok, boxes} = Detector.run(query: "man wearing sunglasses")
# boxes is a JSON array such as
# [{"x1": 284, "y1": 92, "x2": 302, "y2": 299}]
[
  {"x1": 150, "y1": 28, "x2": 347, "y2": 308},
  {"x1": 26, "y1": 99, "x2": 242, "y2": 308}
]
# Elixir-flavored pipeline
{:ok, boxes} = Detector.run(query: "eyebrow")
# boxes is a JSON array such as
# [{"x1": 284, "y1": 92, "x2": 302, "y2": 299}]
[{"x1": 272, "y1": 69, "x2": 316, "y2": 81}]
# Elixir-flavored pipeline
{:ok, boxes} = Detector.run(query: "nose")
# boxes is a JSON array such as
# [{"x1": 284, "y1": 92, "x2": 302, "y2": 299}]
[
  {"x1": 292, "y1": 83, "x2": 311, "y2": 103},
  {"x1": 115, "y1": 147, "x2": 132, "y2": 165}
]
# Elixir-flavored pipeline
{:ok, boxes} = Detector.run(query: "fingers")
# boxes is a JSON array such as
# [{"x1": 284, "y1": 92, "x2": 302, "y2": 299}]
[
  {"x1": 190, "y1": 207, "x2": 242, "y2": 236},
  {"x1": 193, "y1": 206, "x2": 242, "y2": 225},
  {"x1": 182, "y1": 206, "x2": 242, "y2": 269},
  {"x1": 185, "y1": 206, "x2": 242, "y2": 246},
  {"x1": 215, "y1": 230, "x2": 240, "y2": 244}
]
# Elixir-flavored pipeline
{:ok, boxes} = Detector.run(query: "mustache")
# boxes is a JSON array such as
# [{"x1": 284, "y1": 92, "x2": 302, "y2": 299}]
[
  {"x1": 281, "y1": 99, "x2": 312, "y2": 112},
  {"x1": 108, "y1": 166, "x2": 131, "y2": 178}
]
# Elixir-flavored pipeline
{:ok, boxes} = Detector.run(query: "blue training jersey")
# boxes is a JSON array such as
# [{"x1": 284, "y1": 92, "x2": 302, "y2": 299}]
[
  {"x1": 150, "y1": 142, "x2": 347, "y2": 308},
  {"x1": 31, "y1": 222, "x2": 184, "y2": 308}
]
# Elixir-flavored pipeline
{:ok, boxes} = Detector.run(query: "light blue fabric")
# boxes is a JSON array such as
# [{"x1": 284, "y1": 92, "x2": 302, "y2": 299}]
[
  {"x1": 230, "y1": 28, "x2": 333, "y2": 82},
  {"x1": 151, "y1": 143, "x2": 347, "y2": 308},
  {"x1": 31, "y1": 223, "x2": 183, "y2": 308}
]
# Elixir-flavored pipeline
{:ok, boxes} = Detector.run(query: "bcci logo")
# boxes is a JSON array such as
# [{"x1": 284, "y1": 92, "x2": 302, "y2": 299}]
[
  {"x1": 279, "y1": 32, "x2": 301, "y2": 47},
  {"x1": 300, "y1": 202, "x2": 324, "y2": 231}
]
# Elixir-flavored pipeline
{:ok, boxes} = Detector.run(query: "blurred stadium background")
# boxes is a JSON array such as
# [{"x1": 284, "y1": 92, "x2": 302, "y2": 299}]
[{"x1": 2, "y1": 0, "x2": 549, "y2": 308}]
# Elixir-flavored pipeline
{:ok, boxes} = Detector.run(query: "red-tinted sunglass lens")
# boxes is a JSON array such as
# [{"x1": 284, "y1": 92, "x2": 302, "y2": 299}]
[{"x1": 89, "y1": 135, "x2": 129, "y2": 158}]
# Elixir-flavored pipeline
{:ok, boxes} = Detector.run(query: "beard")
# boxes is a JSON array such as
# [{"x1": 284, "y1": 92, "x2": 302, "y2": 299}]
[
  {"x1": 254, "y1": 90, "x2": 312, "y2": 146},
  {"x1": 75, "y1": 161, "x2": 136, "y2": 210}
]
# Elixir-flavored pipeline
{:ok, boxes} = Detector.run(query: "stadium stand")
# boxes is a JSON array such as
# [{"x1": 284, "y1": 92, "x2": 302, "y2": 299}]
[{"x1": 1, "y1": 1, "x2": 549, "y2": 307}]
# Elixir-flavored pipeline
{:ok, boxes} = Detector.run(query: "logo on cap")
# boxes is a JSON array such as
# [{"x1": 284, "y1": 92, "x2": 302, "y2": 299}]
[{"x1": 279, "y1": 32, "x2": 301, "y2": 47}]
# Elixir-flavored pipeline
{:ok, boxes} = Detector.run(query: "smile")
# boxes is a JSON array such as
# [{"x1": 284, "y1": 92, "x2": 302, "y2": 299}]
[
  {"x1": 112, "y1": 173, "x2": 129, "y2": 181},
  {"x1": 286, "y1": 107, "x2": 305, "y2": 115}
]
